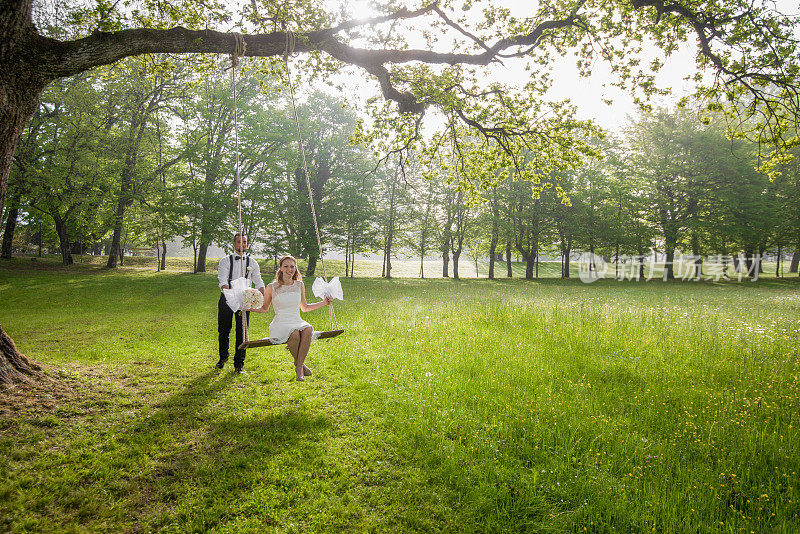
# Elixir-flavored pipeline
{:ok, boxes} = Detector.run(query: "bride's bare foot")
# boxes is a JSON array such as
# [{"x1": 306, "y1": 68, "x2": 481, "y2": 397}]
[
  {"x1": 295, "y1": 366, "x2": 304, "y2": 381},
  {"x1": 302, "y1": 364, "x2": 312, "y2": 376}
]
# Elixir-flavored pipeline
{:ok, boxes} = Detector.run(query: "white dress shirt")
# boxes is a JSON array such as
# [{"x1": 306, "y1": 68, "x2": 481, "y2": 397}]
[{"x1": 218, "y1": 254, "x2": 266, "y2": 290}]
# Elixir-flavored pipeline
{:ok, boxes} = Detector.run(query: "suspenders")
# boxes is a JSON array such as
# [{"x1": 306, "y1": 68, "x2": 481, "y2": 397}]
[{"x1": 227, "y1": 254, "x2": 251, "y2": 287}]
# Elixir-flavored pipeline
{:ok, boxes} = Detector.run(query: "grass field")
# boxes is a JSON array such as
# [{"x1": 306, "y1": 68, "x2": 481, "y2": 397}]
[{"x1": 1, "y1": 259, "x2": 799, "y2": 532}]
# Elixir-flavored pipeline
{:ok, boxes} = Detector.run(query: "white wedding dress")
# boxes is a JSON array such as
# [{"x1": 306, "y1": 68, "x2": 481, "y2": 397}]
[{"x1": 268, "y1": 281, "x2": 320, "y2": 344}]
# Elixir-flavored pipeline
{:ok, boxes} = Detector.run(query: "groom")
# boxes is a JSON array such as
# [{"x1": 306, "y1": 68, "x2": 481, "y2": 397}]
[{"x1": 216, "y1": 233, "x2": 266, "y2": 374}]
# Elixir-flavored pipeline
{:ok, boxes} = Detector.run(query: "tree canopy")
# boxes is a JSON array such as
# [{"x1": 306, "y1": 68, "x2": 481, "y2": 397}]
[{"x1": 3, "y1": 0, "x2": 800, "y2": 220}]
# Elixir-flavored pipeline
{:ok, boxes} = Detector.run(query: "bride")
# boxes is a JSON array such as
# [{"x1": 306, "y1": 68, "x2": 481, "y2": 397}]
[{"x1": 253, "y1": 255, "x2": 332, "y2": 381}]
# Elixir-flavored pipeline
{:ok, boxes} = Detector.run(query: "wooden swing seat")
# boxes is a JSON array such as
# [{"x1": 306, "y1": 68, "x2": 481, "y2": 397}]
[{"x1": 238, "y1": 329, "x2": 344, "y2": 350}]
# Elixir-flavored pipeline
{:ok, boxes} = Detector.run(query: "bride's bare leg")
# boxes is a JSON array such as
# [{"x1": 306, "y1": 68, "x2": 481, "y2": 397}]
[
  {"x1": 296, "y1": 327, "x2": 312, "y2": 380},
  {"x1": 287, "y1": 330, "x2": 300, "y2": 372}
]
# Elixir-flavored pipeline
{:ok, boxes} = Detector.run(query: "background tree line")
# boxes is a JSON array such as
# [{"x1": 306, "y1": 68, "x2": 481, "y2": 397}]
[{"x1": 1, "y1": 59, "x2": 798, "y2": 280}]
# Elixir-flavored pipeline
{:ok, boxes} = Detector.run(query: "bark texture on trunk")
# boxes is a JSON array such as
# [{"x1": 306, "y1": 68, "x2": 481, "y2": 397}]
[
  {"x1": 0, "y1": 5, "x2": 51, "y2": 383},
  {"x1": 0, "y1": 323, "x2": 41, "y2": 385}
]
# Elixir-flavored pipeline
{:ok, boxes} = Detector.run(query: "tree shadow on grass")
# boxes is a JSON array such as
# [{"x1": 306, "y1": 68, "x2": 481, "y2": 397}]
[
  {"x1": 123, "y1": 370, "x2": 330, "y2": 530},
  {"x1": 6, "y1": 369, "x2": 330, "y2": 532}
]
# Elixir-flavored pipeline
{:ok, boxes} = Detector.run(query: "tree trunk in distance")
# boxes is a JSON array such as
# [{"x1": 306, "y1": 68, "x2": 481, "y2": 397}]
[
  {"x1": 344, "y1": 235, "x2": 349, "y2": 279},
  {"x1": 51, "y1": 211, "x2": 73, "y2": 265},
  {"x1": 789, "y1": 251, "x2": 798, "y2": 274},
  {"x1": 663, "y1": 245, "x2": 675, "y2": 280},
  {"x1": 488, "y1": 194, "x2": 498, "y2": 279},
  {"x1": 307, "y1": 255, "x2": 318, "y2": 277},
  {"x1": 196, "y1": 242, "x2": 209, "y2": 273},
  {"x1": 106, "y1": 201, "x2": 125, "y2": 268},
  {"x1": 1, "y1": 197, "x2": 19, "y2": 259}
]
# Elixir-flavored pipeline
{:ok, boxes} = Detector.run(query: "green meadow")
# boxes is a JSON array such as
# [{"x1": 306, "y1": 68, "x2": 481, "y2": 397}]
[{"x1": 1, "y1": 259, "x2": 799, "y2": 532}]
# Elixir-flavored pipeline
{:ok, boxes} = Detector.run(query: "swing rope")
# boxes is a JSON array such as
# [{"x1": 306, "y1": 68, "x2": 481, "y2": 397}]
[
  {"x1": 230, "y1": 32, "x2": 250, "y2": 343},
  {"x1": 228, "y1": 30, "x2": 338, "y2": 345},
  {"x1": 283, "y1": 31, "x2": 338, "y2": 331}
]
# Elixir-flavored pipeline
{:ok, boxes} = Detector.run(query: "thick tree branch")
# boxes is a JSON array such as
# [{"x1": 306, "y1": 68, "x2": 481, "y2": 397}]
[{"x1": 24, "y1": 10, "x2": 581, "y2": 115}]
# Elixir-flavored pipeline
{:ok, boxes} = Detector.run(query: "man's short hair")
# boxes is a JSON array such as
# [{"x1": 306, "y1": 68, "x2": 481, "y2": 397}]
[{"x1": 234, "y1": 233, "x2": 247, "y2": 241}]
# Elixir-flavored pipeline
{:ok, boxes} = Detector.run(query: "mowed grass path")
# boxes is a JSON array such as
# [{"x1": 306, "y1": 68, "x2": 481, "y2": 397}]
[{"x1": 1, "y1": 261, "x2": 799, "y2": 532}]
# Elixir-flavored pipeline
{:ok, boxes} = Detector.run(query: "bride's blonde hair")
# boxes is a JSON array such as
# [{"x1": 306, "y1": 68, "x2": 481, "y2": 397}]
[{"x1": 275, "y1": 255, "x2": 302, "y2": 285}]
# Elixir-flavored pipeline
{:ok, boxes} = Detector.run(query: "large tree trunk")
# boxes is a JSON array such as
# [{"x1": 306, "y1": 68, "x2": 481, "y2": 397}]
[
  {"x1": 0, "y1": 44, "x2": 43, "y2": 245},
  {"x1": 0, "y1": 61, "x2": 39, "y2": 385},
  {"x1": 0, "y1": 323, "x2": 42, "y2": 385}
]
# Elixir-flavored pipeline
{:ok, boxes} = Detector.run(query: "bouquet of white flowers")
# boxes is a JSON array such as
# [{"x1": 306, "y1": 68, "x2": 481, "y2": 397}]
[{"x1": 242, "y1": 288, "x2": 264, "y2": 310}]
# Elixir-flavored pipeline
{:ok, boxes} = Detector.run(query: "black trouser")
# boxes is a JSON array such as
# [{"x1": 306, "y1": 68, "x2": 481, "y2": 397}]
[{"x1": 218, "y1": 293, "x2": 250, "y2": 368}]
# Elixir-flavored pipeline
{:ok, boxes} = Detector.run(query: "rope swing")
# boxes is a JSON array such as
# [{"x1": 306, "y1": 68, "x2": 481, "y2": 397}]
[
  {"x1": 283, "y1": 31, "x2": 339, "y2": 332},
  {"x1": 232, "y1": 31, "x2": 343, "y2": 350},
  {"x1": 230, "y1": 32, "x2": 250, "y2": 346}
]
